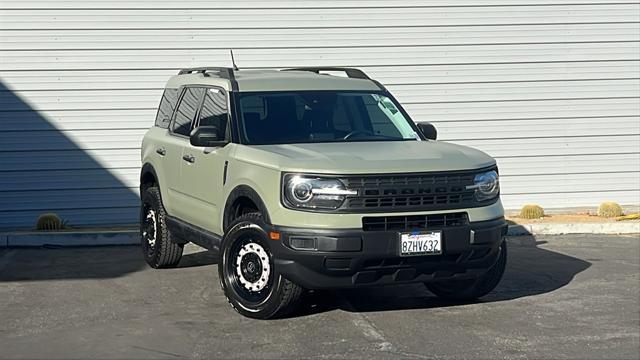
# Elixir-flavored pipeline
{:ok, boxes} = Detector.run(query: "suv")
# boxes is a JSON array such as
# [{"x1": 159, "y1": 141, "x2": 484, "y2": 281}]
[{"x1": 140, "y1": 67, "x2": 507, "y2": 319}]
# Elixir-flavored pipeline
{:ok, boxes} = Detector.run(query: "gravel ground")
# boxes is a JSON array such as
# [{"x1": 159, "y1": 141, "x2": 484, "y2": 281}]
[{"x1": 0, "y1": 234, "x2": 638, "y2": 359}]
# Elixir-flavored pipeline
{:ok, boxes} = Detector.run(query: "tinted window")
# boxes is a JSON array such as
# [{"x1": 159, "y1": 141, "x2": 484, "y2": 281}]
[
  {"x1": 198, "y1": 88, "x2": 228, "y2": 139},
  {"x1": 155, "y1": 88, "x2": 179, "y2": 128},
  {"x1": 172, "y1": 87, "x2": 204, "y2": 136},
  {"x1": 239, "y1": 91, "x2": 419, "y2": 145}
]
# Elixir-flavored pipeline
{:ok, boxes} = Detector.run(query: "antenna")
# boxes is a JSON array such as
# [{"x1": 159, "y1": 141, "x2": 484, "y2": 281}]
[{"x1": 230, "y1": 49, "x2": 239, "y2": 71}]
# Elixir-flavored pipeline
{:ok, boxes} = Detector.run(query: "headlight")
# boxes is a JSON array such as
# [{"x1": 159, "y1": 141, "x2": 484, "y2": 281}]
[
  {"x1": 467, "y1": 170, "x2": 500, "y2": 201},
  {"x1": 283, "y1": 174, "x2": 357, "y2": 210}
]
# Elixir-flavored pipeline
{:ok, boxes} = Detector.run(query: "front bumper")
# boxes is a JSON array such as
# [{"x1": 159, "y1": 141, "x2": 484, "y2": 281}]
[{"x1": 269, "y1": 217, "x2": 508, "y2": 289}]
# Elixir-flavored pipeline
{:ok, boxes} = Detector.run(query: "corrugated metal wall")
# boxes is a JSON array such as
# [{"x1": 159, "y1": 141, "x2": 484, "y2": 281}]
[{"x1": 1, "y1": 0, "x2": 639, "y2": 230}]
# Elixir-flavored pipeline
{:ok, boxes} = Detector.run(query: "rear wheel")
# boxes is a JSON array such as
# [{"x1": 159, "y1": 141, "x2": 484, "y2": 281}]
[
  {"x1": 140, "y1": 186, "x2": 183, "y2": 268},
  {"x1": 426, "y1": 239, "x2": 507, "y2": 301},
  {"x1": 219, "y1": 213, "x2": 303, "y2": 319}
]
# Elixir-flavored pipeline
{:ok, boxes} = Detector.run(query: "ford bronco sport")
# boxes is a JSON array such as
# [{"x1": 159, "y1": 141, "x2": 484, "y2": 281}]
[{"x1": 140, "y1": 67, "x2": 507, "y2": 319}]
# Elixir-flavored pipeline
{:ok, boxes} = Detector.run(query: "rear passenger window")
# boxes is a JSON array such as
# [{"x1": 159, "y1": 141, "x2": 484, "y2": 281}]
[
  {"x1": 198, "y1": 88, "x2": 229, "y2": 139},
  {"x1": 172, "y1": 87, "x2": 204, "y2": 136},
  {"x1": 155, "y1": 88, "x2": 179, "y2": 128}
]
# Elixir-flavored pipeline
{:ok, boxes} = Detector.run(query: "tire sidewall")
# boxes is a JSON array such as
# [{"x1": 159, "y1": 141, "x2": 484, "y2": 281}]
[
  {"x1": 219, "y1": 216, "x2": 287, "y2": 319},
  {"x1": 140, "y1": 186, "x2": 183, "y2": 268},
  {"x1": 140, "y1": 187, "x2": 161, "y2": 265}
]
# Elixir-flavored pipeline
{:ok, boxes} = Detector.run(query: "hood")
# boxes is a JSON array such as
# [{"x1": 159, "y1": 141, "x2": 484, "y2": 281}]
[{"x1": 234, "y1": 140, "x2": 496, "y2": 174}]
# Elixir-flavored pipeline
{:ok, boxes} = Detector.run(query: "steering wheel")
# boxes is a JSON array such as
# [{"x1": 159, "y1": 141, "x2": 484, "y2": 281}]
[{"x1": 343, "y1": 130, "x2": 374, "y2": 140}]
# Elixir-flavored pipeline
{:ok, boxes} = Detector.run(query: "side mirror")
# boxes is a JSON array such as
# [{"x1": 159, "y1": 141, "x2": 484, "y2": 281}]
[
  {"x1": 190, "y1": 126, "x2": 228, "y2": 147},
  {"x1": 417, "y1": 122, "x2": 437, "y2": 140}
]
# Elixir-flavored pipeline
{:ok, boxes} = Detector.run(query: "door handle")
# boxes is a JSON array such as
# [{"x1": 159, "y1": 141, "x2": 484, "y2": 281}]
[
  {"x1": 182, "y1": 154, "x2": 195, "y2": 163},
  {"x1": 156, "y1": 147, "x2": 166, "y2": 156}
]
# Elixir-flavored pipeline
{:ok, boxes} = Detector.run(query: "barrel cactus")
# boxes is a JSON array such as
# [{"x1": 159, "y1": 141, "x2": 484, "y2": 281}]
[
  {"x1": 36, "y1": 213, "x2": 64, "y2": 230},
  {"x1": 520, "y1": 204, "x2": 545, "y2": 219},
  {"x1": 597, "y1": 202, "x2": 623, "y2": 218}
]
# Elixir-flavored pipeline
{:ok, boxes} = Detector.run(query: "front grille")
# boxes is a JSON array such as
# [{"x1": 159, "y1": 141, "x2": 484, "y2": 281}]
[
  {"x1": 362, "y1": 212, "x2": 469, "y2": 232},
  {"x1": 342, "y1": 170, "x2": 484, "y2": 212}
]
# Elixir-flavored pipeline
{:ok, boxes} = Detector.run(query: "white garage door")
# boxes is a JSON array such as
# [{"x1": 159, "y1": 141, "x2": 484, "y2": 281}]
[{"x1": 1, "y1": 0, "x2": 639, "y2": 229}]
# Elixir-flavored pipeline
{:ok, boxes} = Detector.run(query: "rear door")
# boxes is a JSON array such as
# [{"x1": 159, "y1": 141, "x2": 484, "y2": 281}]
[
  {"x1": 177, "y1": 87, "x2": 232, "y2": 235},
  {"x1": 163, "y1": 86, "x2": 205, "y2": 219}
]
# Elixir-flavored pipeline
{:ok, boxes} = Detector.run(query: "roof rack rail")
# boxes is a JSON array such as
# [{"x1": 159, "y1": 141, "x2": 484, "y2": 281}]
[
  {"x1": 281, "y1": 67, "x2": 371, "y2": 80},
  {"x1": 177, "y1": 67, "x2": 238, "y2": 91},
  {"x1": 178, "y1": 67, "x2": 235, "y2": 79}
]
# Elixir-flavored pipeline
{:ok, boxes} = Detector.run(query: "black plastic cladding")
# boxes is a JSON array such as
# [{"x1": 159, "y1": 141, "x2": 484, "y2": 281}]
[{"x1": 362, "y1": 212, "x2": 469, "y2": 232}]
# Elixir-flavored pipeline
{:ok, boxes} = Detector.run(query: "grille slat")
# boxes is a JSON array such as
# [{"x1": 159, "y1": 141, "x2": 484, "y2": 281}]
[
  {"x1": 342, "y1": 171, "x2": 482, "y2": 212},
  {"x1": 362, "y1": 213, "x2": 469, "y2": 232}
]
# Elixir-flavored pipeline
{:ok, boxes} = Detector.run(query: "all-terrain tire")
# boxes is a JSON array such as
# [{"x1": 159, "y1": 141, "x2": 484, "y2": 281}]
[
  {"x1": 219, "y1": 213, "x2": 303, "y2": 319},
  {"x1": 140, "y1": 186, "x2": 183, "y2": 268},
  {"x1": 426, "y1": 239, "x2": 507, "y2": 301}
]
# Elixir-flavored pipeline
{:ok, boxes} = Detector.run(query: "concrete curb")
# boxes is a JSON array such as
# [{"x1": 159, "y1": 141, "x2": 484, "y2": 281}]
[
  {"x1": 507, "y1": 222, "x2": 640, "y2": 236},
  {"x1": 1, "y1": 230, "x2": 139, "y2": 247},
  {"x1": 1, "y1": 223, "x2": 638, "y2": 248}
]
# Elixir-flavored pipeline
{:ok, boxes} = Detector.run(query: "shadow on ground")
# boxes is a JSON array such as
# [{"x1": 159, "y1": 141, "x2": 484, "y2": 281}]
[
  {"x1": 295, "y1": 236, "x2": 591, "y2": 316},
  {"x1": 0, "y1": 246, "x2": 146, "y2": 281},
  {"x1": 0, "y1": 236, "x2": 590, "y2": 318},
  {"x1": 177, "y1": 249, "x2": 218, "y2": 268},
  {"x1": 0, "y1": 244, "x2": 220, "y2": 282}
]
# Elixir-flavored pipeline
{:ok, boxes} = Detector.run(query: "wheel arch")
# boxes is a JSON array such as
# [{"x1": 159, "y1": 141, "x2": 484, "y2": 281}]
[
  {"x1": 140, "y1": 163, "x2": 159, "y2": 190},
  {"x1": 223, "y1": 185, "x2": 272, "y2": 232}
]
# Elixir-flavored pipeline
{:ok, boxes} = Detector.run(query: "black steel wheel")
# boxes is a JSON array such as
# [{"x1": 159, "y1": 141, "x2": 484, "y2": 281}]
[
  {"x1": 226, "y1": 234, "x2": 274, "y2": 306},
  {"x1": 219, "y1": 213, "x2": 303, "y2": 319}
]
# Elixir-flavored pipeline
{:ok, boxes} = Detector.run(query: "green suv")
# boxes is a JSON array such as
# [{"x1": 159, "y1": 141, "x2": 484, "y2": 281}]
[{"x1": 140, "y1": 67, "x2": 508, "y2": 319}]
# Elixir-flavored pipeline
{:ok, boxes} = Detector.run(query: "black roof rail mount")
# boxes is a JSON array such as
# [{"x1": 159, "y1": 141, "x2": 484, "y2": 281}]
[
  {"x1": 178, "y1": 67, "x2": 235, "y2": 80},
  {"x1": 281, "y1": 67, "x2": 371, "y2": 80},
  {"x1": 178, "y1": 67, "x2": 238, "y2": 91}
]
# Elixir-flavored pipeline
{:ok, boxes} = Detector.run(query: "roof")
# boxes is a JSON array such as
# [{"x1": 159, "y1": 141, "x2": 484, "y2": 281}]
[{"x1": 164, "y1": 68, "x2": 382, "y2": 92}]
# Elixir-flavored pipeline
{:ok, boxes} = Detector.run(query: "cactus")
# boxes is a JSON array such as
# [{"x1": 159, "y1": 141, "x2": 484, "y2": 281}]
[
  {"x1": 597, "y1": 202, "x2": 623, "y2": 218},
  {"x1": 520, "y1": 204, "x2": 545, "y2": 219},
  {"x1": 36, "y1": 213, "x2": 64, "y2": 231}
]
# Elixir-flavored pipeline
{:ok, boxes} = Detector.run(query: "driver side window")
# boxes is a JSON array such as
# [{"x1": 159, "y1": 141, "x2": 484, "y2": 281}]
[{"x1": 198, "y1": 88, "x2": 229, "y2": 140}]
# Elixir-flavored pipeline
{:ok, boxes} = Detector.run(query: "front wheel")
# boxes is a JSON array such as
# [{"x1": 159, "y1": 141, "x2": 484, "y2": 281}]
[
  {"x1": 426, "y1": 239, "x2": 507, "y2": 301},
  {"x1": 219, "y1": 213, "x2": 303, "y2": 319}
]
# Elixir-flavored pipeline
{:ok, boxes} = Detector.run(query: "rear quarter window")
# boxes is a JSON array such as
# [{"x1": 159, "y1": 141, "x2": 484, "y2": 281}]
[{"x1": 155, "y1": 88, "x2": 179, "y2": 128}]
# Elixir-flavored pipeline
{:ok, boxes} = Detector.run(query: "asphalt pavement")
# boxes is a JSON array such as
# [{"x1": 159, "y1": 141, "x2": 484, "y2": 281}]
[{"x1": 0, "y1": 234, "x2": 638, "y2": 359}]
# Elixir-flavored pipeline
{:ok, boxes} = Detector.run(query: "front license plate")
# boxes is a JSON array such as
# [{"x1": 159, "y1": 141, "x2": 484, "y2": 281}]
[{"x1": 399, "y1": 231, "x2": 442, "y2": 256}]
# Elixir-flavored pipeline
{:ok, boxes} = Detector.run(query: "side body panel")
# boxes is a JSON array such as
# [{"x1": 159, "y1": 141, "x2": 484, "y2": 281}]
[
  {"x1": 141, "y1": 127, "x2": 188, "y2": 217},
  {"x1": 141, "y1": 126, "x2": 171, "y2": 208},
  {"x1": 161, "y1": 133, "x2": 191, "y2": 218},
  {"x1": 179, "y1": 143, "x2": 236, "y2": 235}
]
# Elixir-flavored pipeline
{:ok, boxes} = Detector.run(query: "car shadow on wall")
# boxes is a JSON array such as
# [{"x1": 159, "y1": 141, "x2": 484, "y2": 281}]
[
  {"x1": 295, "y1": 236, "x2": 591, "y2": 316},
  {"x1": 0, "y1": 80, "x2": 141, "y2": 231}
]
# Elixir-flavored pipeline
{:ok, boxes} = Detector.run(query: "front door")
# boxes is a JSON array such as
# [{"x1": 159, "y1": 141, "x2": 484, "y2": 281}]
[{"x1": 178, "y1": 87, "x2": 232, "y2": 236}]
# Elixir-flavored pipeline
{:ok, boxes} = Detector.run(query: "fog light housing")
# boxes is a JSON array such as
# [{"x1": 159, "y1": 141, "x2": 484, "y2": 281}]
[{"x1": 289, "y1": 236, "x2": 316, "y2": 250}]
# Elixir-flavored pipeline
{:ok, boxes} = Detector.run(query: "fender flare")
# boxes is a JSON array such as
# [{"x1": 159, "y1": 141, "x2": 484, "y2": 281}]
[
  {"x1": 223, "y1": 185, "x2": 272, "y2": 231},
  {"x1": 140, "y1": 163, "x2": 159, "y2": 188}
]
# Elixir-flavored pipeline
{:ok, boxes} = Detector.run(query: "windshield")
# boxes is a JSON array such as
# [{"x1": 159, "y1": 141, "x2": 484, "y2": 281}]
[{"x1": 237, "y1": 91, "x2": 421, "y2": 145}]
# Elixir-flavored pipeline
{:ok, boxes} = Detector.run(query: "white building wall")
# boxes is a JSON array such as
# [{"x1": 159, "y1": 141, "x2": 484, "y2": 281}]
[{"x1": 0, "y1": 0, "x2": 639, "y2": 229}]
